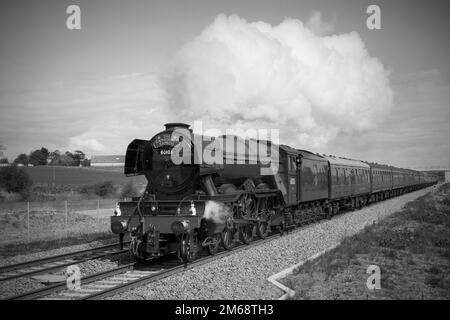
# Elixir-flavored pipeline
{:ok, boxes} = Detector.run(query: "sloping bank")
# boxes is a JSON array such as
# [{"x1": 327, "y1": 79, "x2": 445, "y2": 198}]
[{"x1": 280, "y1": 183, "x2": 449, "y2": 300}]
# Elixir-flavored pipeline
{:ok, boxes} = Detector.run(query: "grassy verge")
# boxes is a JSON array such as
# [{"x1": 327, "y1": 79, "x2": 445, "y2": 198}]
[
  {"x1": 282, "y1": 183, "x2": 450, "y2": 300},
  {"x1": 0, "y1": 210, "x2": 117, "y2": 257}
]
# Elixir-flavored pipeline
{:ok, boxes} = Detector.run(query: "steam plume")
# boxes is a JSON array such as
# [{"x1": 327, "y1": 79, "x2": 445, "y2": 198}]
[
  {"x1": 163, "y1": 14, "x2": 393, "y2": 149},
  {"x1": 203, "y1": 200, "x2": 232, "y2": 234}
]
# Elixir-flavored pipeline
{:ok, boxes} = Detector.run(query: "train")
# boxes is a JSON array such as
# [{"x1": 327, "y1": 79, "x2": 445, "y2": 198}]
[{"x1": 110, "y1": 123, "x2": 438, "y2": 262}]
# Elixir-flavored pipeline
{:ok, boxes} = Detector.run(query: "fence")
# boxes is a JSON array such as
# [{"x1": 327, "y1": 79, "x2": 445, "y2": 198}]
[{"x1": 0, "y1": 199, "x2": 120, "y2": 245}]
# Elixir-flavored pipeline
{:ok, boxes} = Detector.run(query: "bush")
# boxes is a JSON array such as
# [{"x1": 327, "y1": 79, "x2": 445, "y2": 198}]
[
  {"x1": 0, "y1": 166, "x2": 33, "y2": 198},
  {"x1": 80, "y1": 181, "x2": 117, "y2": 197}
]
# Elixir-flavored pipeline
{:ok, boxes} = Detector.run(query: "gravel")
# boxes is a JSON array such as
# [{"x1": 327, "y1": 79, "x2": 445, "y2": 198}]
[
  {"x1": 0, "y1": 247, "x2": 131, "y2": 299},
  {"x1": 109, "y1": 185, "x2": 437, "y2": 300},
  {"x1": 0, "y1": 253, "x2": 131, "y2": 299}
]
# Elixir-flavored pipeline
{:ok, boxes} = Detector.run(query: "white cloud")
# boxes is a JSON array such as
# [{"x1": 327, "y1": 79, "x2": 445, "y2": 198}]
[
  {"x1": 323, "y1": 69, "x2": 450, "y2": 168},
  {"x1": 0, "y1": 73, "x2": 169, "y2": 159},
  {"x1": 69, "y1": 135, "x2": 106, "y2": 153},
  {"x1": 306, "y1": 10, "x2": 335, "y2": 35}
]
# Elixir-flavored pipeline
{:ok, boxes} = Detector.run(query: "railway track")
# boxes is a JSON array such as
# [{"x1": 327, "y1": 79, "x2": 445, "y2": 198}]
[
  {"x1": 5, "y1": 187, "x2": 432, "y2": 300},
  {"x1": 4, "y1": 199, "x2": 384, "y2": 300},
  {"x1": 7, "y1": 232, "x2": 284, "y2": 300},
  {"x1": 0, "y1": 241, "x2": 129, "y2": 283}
]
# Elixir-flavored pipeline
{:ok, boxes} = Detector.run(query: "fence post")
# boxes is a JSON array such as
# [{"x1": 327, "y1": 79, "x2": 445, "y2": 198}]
[
  {"x1": 65, "y1": 200, "x2": 68, "y2": 236},
  {"x1": 97, "y1": 199, "x2": 101, "y2": 223},
  {"x1": 27, "y1": 201, "x2": 30, "y2": 244},
  {"x1": 52, "y1": 166, "x2": 55, "y2": 188}
]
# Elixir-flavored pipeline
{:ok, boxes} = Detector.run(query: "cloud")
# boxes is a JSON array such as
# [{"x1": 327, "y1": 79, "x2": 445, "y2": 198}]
[
  {"x1": 163, "y1": 14, "x2": 394, "y2": 149},
  {"x1": 0, "y1": 73, "x2": 169, "y2": 159},
  {"x1": 306, "y1": 10, "x2": 335, "y2": 35},
  {"x1": 69, "y1": 135, "x2": 106, "y2": 153},
  {"x1": 323, "y1": 69, "x2": 450, "y2": 168}
]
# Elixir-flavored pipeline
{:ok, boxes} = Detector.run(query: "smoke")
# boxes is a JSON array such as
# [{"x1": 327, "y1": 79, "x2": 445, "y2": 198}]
[
  {"x1": 306, "y1": 11, "x2": 335, "y2": 35},
  {"x1": 203, "y1": 200, "x2": 232, "y2": 233},
  {"x1": 163, "y1": 14, "x2": 393, "y2": 149}
]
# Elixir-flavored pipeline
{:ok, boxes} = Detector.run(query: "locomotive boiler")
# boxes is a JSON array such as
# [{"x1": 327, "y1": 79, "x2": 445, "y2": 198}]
[{"x1": 111, "y1": 123, "x2": 284, "y2": 262}]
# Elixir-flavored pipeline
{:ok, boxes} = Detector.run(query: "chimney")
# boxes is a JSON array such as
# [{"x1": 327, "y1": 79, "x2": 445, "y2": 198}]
[{"x1": 164, "y1": 123, "x2": 191, "y2": 130}]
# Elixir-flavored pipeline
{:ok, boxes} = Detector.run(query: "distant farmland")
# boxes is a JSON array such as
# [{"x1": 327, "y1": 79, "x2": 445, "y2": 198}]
[{"x1": 22, "y1": 166, "x2": 146, "y2": 186}]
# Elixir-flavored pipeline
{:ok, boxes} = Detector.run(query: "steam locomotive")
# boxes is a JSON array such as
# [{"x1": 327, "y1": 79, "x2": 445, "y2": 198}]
[{"x1": 110, "y1": 123, "x2": 438, "y2": 262}]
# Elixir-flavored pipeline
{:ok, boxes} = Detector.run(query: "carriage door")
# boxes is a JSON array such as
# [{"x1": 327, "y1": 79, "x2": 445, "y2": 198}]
[
  {"x1": 287, "y1": 155, "x2": 297, "y2": 204},
  {"x1": 350, "y1": 169, "x2": 356, "y2": 196}
]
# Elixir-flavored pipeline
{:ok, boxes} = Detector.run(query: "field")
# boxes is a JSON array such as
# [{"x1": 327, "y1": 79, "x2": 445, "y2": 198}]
[
  {"x1": 0, "y1": 166, "x2": 146, "y2": 255},
  {"x1": 22, "y1": 166, "x2": 146, "y2": 186},
  {"x1": 282, "y1": 183, "x2": 450, "y2": 300}
]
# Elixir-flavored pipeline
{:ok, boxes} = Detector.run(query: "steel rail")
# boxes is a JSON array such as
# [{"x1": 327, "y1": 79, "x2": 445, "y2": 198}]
[
  {"x1": 83, "y1": 233, "x2": 283, "y2": 300},
  {"x1": 7, "y1": 263, "x2": 136, "y2": 300},
  {"x1": 0, "y1": 241, "x2": 130, "y2": 282}
]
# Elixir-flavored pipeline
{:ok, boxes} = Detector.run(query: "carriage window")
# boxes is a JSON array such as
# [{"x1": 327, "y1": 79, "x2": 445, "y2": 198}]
[
  {"x1": 319, "y1": 166, "x2": 323, "y2": 184},
  {"x1": 320, "y1": 166, "x2": 325, "y2": 184}
]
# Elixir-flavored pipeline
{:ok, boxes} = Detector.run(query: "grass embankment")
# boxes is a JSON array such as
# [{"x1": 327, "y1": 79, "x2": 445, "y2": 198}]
[{"x1": 283, "y1": 183, "x2": 450, "y2": 299}]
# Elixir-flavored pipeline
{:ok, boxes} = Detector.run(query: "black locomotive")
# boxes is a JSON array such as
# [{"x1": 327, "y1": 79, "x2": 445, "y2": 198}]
[{"x1": 110, "y1": 123, "x2": 438, "y2": 262}]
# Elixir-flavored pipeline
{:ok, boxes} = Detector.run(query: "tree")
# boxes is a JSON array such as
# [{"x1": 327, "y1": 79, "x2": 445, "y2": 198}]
[
  {"x1": 48, "y1": 150, "x2": 61, "y2": 164},
  {"x1": 0, "y1": 144, "x2": 6, "y2": 158},
  {"x1": 64, "y1": 151, "x2": 75, "y2": 165},
  {"x1": 73, "y1": 150, "x2": 85, "y2": 160},
  {"x1": 0, "y1": 158, "x2": 8, "y2": 164},
  {"x1": 40, "y1": 147, "x2": 50, "y2": 163},
  {"x1": 51, "y1": 154, "x2": 75, "y2": 166},
  {"x1": 0, "y1": 166, "x2": 33, "y2": 198},
  {"x1": 14, "y1": 153, "x2": 29, "y2": 165},
  {"x1": 29, "y1": 148, "x2": 48, "y2": 166},
  {"x1": 72, "y1": 150, "x2": 86, "y2": 166},
  {"x1": 13, "y1": 148, "x2": 86, "y2": 167}
]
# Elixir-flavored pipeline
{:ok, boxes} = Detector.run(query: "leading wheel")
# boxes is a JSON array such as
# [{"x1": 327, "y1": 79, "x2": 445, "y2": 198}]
[{"x1": 180, "y1": 233, "x2": 198, "y2": 263}]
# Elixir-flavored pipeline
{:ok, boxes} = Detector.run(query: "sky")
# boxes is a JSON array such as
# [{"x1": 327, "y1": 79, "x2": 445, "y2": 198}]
[{"x1": 0, "y1": 0, "x2": 449, "y2": 169}]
